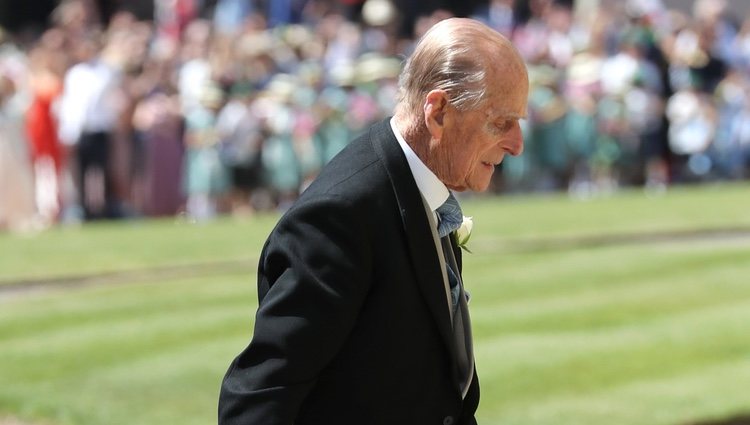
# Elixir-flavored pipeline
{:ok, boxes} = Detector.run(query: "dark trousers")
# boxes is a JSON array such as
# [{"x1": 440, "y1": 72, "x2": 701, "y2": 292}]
[{"x1": 76, "y1": 131, "x2": 115, "y2": 219}]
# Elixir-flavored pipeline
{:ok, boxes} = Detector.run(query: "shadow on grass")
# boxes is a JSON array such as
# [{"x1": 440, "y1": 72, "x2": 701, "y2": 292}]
[
  {"x1": 683, "y1": 414, "x2": 750, "y2": 425},
  {"x1": 0, "y1": 259, "x2": 253, "y2": 297}
]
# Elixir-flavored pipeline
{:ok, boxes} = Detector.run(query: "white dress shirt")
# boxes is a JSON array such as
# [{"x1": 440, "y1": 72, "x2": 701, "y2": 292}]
[
  {"x1": 57, "y1": 59, "x2": 120, "y2": 146},
  {"x1": 390, "y1": 118, "x2": 449, "y2": 218}
]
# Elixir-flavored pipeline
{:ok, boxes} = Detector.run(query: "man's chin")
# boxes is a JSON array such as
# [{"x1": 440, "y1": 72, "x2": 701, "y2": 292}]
[
  {"x1": 445, "y1": 172, "x2": 493, "y2": 192},
  {"x1": 466, "y1": 178, "x2": 492, "y2": 193}
]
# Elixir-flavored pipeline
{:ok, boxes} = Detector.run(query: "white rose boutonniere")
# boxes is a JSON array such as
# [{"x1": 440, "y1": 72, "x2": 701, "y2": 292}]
[{"x1": 455, "y1": 216, "x2": 473, "y2": 253}]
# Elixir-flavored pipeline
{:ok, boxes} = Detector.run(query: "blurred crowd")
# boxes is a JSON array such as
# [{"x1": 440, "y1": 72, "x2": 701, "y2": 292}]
[{"x1": 1, "y1": 0, "x2": 750, "y2": 232}]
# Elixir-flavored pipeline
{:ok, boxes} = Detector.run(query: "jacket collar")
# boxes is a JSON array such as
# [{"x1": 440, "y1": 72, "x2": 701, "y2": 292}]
[
  {"x1": 389, "y1": 118, "x2": 450, "y2": 213},
  {"x1": 369, "y1": 118, "x2": 459, "y2": 368}
]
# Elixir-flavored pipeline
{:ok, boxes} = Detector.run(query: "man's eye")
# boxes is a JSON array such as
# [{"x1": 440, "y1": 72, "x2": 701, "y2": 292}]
[{"x1": 496, "y1": 120, "x2": 514, "y2": 132}]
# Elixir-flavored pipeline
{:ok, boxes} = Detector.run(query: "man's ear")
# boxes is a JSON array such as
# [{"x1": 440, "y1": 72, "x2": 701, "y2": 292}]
[{"x1": 423, "y1": 90, "x2": 449, "y2": 141}]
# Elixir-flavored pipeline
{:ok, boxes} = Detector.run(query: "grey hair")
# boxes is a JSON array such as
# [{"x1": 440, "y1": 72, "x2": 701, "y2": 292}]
[{"x1": 396, "y1": 20, "x2": 493, "y2": 118}]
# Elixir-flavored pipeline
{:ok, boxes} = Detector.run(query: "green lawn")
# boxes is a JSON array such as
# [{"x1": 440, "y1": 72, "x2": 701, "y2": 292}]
[{"x1": 1, "y1": 183, "x2": 749, "y2": 425}]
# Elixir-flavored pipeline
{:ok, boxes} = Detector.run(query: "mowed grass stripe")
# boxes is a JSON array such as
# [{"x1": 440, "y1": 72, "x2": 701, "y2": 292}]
[
  {"x1": 0, "y1": 216, "x2": 278, "y2": 282},
  {"x1": 481, "y1": 357, "x2": 750, "y2": 425},
  {"x1": 468, "y1": 245, "x2": 750, "y2": 333},
  {"x1": 2, "y1": 183, "x2": 749, "y2": 283},
  {"x1": 0, "y1": 276, "x2": 258, "y2": 425},
  {"x1": 0, "y1": 273, "x2": 257, "y2": 341},
  {"x1": 468, "y1": 241, "x2": 750, "y2": 423},
  {"x1": 475, "y1": 295, "x2": 750, "y2": 405},
  {"x1": 1, "y1": 337, "x2": 240, "y2": 425},
  {"x1": 466, "y1": 241, "x2": 750, "y2": 300},
  {"x1": 476, "y1": 295, "x2": 750, "y2": 375},
  {"x1": 469, "y1": 183, "x2": 750, "y2": 239},
  {"x1": 1, "y1": 183, "x2": 749, "y2": 425},
  {"x1": 0, "y1": 275, "x2": 257, "y2": 382}
]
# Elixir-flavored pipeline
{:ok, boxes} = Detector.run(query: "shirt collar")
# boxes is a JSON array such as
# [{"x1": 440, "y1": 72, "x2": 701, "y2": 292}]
[{"x1": 390, "y1": 117, "x2": 449, "y2": 212}]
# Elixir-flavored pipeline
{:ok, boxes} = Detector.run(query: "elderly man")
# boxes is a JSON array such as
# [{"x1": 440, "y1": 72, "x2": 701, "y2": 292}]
[{"x1": 219, "y1": 17, "x2": 528, "y2": 425}]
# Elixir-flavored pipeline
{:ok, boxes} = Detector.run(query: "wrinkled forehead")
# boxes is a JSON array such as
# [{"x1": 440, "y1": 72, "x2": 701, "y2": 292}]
[
  {"x1": 475, "y1": 38, "x2": 528, "y2": 110},
  {"x1": 483, "y1": 69, "x2": 529, "y2": 120}
]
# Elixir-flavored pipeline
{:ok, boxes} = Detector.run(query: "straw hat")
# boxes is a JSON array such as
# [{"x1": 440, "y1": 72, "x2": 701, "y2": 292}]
[
  {"x1": 566, "y1": 52, "x2": 603, "y2": 87},
  {"x1": 355, "y1": 53, "x2": 402, "y2": 83},
  {"x1": 362, "y1": 0, "x2": 396, "y2": 27},
  {"x1": 199, "y1": 81, "x2": 225, "y2": 109},
  {"x1": 260, "y1": 73, "x2": 299, "y2": 103}
]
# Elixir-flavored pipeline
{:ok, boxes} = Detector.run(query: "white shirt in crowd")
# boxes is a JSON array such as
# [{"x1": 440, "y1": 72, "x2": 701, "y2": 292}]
[{"x1": 57, "y1": 59, "x2": 121, "y2": 146}]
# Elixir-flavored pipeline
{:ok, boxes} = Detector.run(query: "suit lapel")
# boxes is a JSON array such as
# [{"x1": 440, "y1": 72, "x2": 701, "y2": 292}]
[
  {"x1": 369, "y1": 119, "x2": 457, "y2": 361},
  {"x1": 450, "y1": 234, "x2": 463, "y2": 272},
  {"x1": 443, "y1": 234, "x2": 475, "y2": 397}
]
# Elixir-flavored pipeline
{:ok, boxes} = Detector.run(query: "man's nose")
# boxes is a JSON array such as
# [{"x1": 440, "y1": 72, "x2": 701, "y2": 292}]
[{"x1": 503, "y1": 125, "x2": 524, "y2": 156}]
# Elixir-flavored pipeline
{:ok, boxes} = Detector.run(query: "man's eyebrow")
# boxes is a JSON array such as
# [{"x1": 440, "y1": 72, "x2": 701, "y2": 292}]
[
  {"x1": 493, "y1": 112, "x2": 527, "y2": 121},
  {"x1": 487, "y1": 106, "x2": 527, "y2": 120}
]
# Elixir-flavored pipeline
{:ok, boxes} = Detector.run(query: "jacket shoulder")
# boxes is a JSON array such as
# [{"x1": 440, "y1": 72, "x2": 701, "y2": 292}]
[{"x1": 300, "y1": 123, "x2": 394, "y2": 204}]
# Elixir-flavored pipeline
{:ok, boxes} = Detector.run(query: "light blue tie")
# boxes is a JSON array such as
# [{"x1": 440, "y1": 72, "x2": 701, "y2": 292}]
[
  {"x1": 436, "y1": 192, "x2": 462, "y2": 238},
  {"x1": 437, "y1": 193, "x2": 474, "y2": 397},
  {"x1": 436, "y1": 192, "x2": 463, "y2": 307}
]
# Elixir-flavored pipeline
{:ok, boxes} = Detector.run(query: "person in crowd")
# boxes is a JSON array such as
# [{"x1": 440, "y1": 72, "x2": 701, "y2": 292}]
[
  {"x1": 182, "y1": 80, "x2": 230, "y2": 221},
  {"x1": 218, "y1": 17, "x2": 528, "y2": 425},
  {"x1": 57, "y1": 32, "x2": 122, "y2": 220},
  {"x1": 4, "y1": 0, "x2": 750, "y2": 232},
  {"x1": 24, "y1": 29, "x2": 68, "y2": 225},
  {"x1": 131, "y1": 54, "x2": 185, "y2": 217},
  {"x1": 256, "y1": 74, "x2": 304, "y2": 209},
  {"x1": 665, "y1": 74, "x2": 717, "y2": 181},
  {"x1": 215, "y1": 82, "x2": 265, "y2": 216},
  {"x1": 0, "y1": 70, "x2": 38, "y2": 232}
]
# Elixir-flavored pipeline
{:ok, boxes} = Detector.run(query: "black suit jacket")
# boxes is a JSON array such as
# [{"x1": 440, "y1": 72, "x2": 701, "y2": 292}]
[{"x1": 219, "y1": 119, "x2": 479, "y2": 425}]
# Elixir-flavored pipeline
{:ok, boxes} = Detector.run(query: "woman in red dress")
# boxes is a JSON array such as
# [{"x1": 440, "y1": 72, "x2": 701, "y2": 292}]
[{"x1": 25, "y1": 30, "x2": 68, "y2": 224}]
